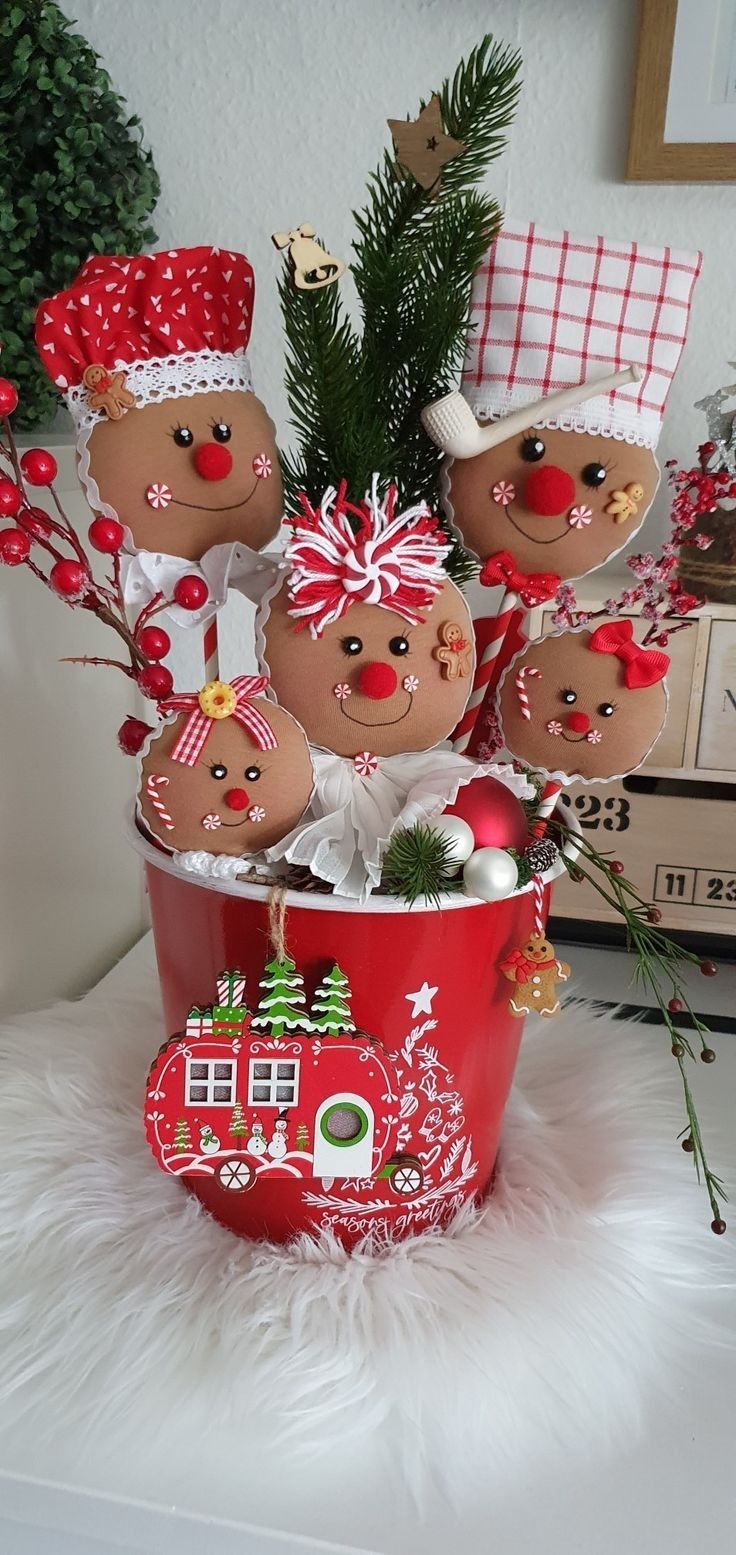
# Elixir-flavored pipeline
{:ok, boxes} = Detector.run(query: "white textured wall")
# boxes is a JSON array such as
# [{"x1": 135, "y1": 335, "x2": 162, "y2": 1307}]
[{"x1": 1, "y1": 0, "x2": 733, "y2": 1012}]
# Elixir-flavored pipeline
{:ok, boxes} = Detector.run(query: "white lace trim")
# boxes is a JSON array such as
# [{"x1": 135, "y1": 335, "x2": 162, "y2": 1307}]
[
  {"x1": 65, "y1": 349, "x2": 253, "y2": 430},
  {"x1": 464, "y1": 392, "x2": 658, "y2": 450}
]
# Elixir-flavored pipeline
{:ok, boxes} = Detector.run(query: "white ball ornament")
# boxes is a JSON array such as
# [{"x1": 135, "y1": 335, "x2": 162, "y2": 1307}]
[
  {"x1": 463, "y1": 846, "x2": 519, "y2": 902},
  {"x1": 431, "y1": 815, "x2": 476, "y2": 873}
]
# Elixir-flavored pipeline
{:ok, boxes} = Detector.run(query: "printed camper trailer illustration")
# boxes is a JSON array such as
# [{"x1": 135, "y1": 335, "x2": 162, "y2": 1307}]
[{"x1": 145, "y1": 961, "x2": 425, "y2": 1197}]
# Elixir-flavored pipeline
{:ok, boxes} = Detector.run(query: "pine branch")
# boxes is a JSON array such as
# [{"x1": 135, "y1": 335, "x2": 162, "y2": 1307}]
[{"x1": 381, "y1": 824, "x2": 465, "y2": 908}]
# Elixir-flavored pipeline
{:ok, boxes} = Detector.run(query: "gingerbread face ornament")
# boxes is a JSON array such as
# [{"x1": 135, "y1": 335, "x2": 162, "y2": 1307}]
[
  {"x1": 35, "y1": 247, "x2": 283, "y2": 565},
  {"x1": 137, "y1": 675, "x2": 313, "y2": 855},
  {"x1": 259, "y1": 481, "x2": 474, "y2": 758},
  {"x1": 497, "y1": 621, "x2": 669, "y2": 783},
  {"x1": 422, "y1": 221, "x2": 701, "y2": 587}
]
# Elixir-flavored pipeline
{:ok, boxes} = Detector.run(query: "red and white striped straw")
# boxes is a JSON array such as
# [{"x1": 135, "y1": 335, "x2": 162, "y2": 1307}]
[
  {"x1": 202, "y1": 617, "x2": 220, "y2": 684},
  {"x1": 453, "y1": 589, "x2": 524, "y2": 754},
  {"x1": 530, "y1": 778, "x2": 563, "y2": 839}
]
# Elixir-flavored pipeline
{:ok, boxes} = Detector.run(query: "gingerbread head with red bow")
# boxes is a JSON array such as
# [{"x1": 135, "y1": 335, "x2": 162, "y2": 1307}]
[
  {"x1": 422, "y1": 221, "x2": 701, "y2": 593},
  {"x1": 497, "y1": 620, "x2": 669, "y2": 782},
  {"x1": 258, "y1": 480, "x2": 475, "y2": 758},
  {"x1": 35, "y1": 247, "x2": 282, "y2": 564},
  {"x1": 137, "y1": 674, "x2": 313, "y2": 854}
]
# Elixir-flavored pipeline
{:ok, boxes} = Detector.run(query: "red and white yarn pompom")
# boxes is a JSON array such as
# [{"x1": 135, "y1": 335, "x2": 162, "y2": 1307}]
[{"x1": 284, "y1": 478, "x2": 452, "y2": 638}]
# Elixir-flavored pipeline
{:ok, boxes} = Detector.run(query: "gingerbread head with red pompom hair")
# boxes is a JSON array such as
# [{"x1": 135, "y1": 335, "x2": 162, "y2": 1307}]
[
  {"x1": 35, "y1": 247, "x2": 283, "y2": 565},
  {"x1": 137, "y1": 674, "x2": 313, "y2": 856},
  {"x1": 497, "y1": 619, "x2": 670, "y2": 783},
  {"x1": 422, "y1": 221, "x2": 701, "y2": 593},
  {"x1": 258, "y1": 479, "x2": 475, "y2": 758}
]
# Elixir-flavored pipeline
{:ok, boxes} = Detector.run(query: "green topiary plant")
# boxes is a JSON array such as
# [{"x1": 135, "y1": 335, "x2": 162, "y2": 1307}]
[{"x1": 0, "y1": 1, "x2": 160, "y2": 429}]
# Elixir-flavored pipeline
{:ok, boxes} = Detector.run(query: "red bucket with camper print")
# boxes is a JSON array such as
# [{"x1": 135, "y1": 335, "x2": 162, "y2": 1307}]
[{"x1": 133, "y1": 826, "x2": 572, "y2": 1248}]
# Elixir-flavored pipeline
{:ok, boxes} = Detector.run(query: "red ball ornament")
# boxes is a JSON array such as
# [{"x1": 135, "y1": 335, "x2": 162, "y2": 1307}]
[
  {"x1": 445, "y1": 776, "x2": 528, "y2": 854},
  {"x1": 0, "y1": 378, "x2": 19, "y2": 417},
  {"x1": 138, "y1": 663, "x2": 174, "y2": 701},
  {"x1": 88, "y1": 517, "x2": 125, "y2": 553},
  {"x1": 0, "y1": 526, "x2": 31, "y2": 566},
  {"x1": 173, "y1": 574, "x2": 209, "y2": 610},
  {"x1": 136, "y1": 624, "x2": 171, "y2": 661},
  {"x1": 20, "y1": 447, "x2": 58, "y2": 486},
  {"x1": 49, "y1": 559, "x2": 89, "y2": 600},
  {"x1": 0, "y1": 478, "x2": 22, "y2": 517},
  {"x1": 19, "y1": 505, "x2": 52, "y2": 540},
  {"x1": 117, "y1": 716, "x2": 153, "y2": 756}
]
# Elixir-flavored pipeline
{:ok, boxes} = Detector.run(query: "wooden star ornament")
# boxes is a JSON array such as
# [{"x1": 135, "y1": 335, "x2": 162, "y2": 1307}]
[{"x1": 387, "y1": 93, "x2": 465, "y2": 192}]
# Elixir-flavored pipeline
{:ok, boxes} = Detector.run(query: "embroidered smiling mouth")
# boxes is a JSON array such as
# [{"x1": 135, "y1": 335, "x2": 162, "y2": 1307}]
[
  {"x1": 560, "y1": 731, "x2": 589, "y2": 744},
  {"x1": 340, "y1": 692, "x2": 413, "y2": 727},
  {"x1": 506, "y1": 507, "x2": 571, "y2": 545},
  {"x1": 171, "y1": 477, "x2": 259, "y2": 512}
]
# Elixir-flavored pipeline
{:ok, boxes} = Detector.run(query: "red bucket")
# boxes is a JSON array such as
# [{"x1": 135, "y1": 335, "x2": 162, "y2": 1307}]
[{"x1": 129, "y1": 823, "x2": 576, "y2": 1248}]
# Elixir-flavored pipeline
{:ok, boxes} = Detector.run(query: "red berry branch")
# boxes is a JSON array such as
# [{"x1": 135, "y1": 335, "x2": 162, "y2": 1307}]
[{"x1": 0, "y1": 374, "x2": 212, "y2": 753}]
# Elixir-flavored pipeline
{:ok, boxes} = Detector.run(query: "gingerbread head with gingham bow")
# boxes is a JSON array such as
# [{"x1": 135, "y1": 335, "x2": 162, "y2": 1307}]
[
  {"x1": 422, "y1": 220, "x2": 701, "y2": 586},
  {"x1": 257, "y1": 478, "x2": 476, "y2": 758},
  {"x1": 496, "y1": 620, "x2": 669, "y2": 783}
]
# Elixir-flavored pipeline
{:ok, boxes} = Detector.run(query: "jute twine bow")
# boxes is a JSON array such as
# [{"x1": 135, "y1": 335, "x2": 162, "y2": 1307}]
[{"x1": 267, "y1": 882, "x2": 289, "y2": 961}]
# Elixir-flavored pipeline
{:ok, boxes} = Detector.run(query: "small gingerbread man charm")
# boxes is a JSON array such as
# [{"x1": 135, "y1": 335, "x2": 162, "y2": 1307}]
[
  {"x1": 499, "y1": 932, "x2": 571, "y2": 1018},
  {"x1": 432, "y1": 620, "x2": 472, "y2": 680},
  {"x1": 605, "y1": 481, "x2": 644, "y2": 524},
  {"x1": 82, "y1": 363, "x2": 136, "y2": 420}
]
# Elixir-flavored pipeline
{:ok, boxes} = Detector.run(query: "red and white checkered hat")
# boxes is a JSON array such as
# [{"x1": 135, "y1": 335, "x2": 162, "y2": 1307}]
[
  {"x1": 35, "y1": 246, "x2": 255, "y2": 431},
  {"x1": 461, "y1": 221, "x2": 701, "y2": 448}
]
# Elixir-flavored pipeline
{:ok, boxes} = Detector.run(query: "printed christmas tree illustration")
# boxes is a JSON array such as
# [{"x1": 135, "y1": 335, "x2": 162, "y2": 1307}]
[
  {"x1": 251, "y1": 957, "x2": 310, "y2": 1040},
  {"x1": 229, "y1": 1100, "x2": 248, "y2": 1144},
  {"x1": 295, "y1": 1122, "x2": 310, "y2": 1151},
  {"x1": 310, "y1": 964, "x2": 355, "y2": 1036},
  {"x1": 173, "y1": 1118, "x2": 191, "y2": 1154}
]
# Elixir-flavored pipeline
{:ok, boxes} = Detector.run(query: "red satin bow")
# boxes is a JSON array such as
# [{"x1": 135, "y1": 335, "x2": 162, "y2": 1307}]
[
  {"x1": 499, "y1": 948, "x2": 558, "y2": 983},
  {"x1": 588, "y1": 619, "x2": 669, "y2": 689},
  {"x1": 479, "y1": 550, "x2": 561, "y2": 607}
]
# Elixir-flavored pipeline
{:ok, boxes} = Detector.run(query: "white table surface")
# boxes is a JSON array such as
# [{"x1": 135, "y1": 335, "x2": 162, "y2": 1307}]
[{"x1": 1, "y1": 936, "x2": 734, "y2": 1555}]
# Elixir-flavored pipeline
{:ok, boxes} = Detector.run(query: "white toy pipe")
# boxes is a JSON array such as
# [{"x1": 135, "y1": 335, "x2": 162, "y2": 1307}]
[{"x1": 421, "y1": 364, "x2": 643, "y2": 460}]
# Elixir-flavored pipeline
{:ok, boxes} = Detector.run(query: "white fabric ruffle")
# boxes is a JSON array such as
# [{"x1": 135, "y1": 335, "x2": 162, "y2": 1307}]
[
  {"x1": 266, "y1": 747, "x2": 534, "y2": 903},
  {"x1": 174, "y1": 850, "x2": 274, "y2": 881},
  {"x1": 120, "y1": 544, "x2": 280, "y2": 628}
]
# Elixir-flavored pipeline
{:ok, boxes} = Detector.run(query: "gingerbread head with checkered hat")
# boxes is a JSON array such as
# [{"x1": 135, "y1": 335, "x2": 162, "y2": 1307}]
[
  {"x1": 422, "y1": 221, "x2": 701, "y2": 586},
  {"x1": 35, "y1": 247, "x2": 283, "y2": 564}
]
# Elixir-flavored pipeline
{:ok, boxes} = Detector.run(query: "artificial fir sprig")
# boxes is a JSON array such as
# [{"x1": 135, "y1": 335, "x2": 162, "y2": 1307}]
[
  {"x1": 381, "y1": 824, "x2": 466, "y2": 907},
  {"x1": 550, "y1": 815, "x2": 726, "y2": 1233},
  {"x1": 278, "y1": 35, "x2": 521, "y2": 583}
]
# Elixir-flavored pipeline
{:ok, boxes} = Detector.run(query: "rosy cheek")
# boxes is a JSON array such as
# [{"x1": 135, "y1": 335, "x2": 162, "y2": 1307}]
[
  {"x1": 546, "y1": 720, "x2": 563, "y2": 735},
  {"x1": 201, "y1": 813, "x2": 221, "y2": 831},
  {"x1": 333, "y1": 682, "x2": 352, "y2": 700},
  {"x1": 586, "y1": 729, "x2": 602, "y2": 744},
  {"x1": 492, "y1": 481, "x2": 515, "y2": 507},
  {"x1": 248, "y1": 805, "x2": 267, "y2": 822},
  {"x1": 252, "y1": 454, "x2": 273, "y2": 479},
  {"x1": 403, "y1": 675, "x2": 420, "y2": 692}
]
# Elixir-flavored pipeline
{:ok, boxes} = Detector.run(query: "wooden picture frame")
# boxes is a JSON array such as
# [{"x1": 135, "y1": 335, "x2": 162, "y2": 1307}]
[{"x1": 627, "y1": 0, "x2": 736, "y2": 181}]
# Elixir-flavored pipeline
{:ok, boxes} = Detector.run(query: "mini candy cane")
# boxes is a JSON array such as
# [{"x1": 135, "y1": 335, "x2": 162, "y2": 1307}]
[
  {"x1": 515, "y1": 664, "x2": 541, "y2": 720},
  {"x1": 146, "y1": 773, "x2": 175, "y2": 831},
  {"x1": 532, "y1": 873, "x2": 545, "y2": 936}
]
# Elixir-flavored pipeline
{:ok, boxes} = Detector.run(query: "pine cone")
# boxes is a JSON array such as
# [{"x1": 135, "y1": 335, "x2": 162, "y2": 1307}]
[{"x1": 523, "y1": 838, "x2": 558, "y2": 874}]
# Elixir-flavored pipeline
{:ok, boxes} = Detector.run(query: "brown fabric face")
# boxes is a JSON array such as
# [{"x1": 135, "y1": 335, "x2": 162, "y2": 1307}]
[
  {"x1": 261, "y1": 579, "x2": 475, "y2": 757},
  {"x1": 446, "y1": 425, "x2": 657, "y2": 579},
  {"x1": 138, "y1": 700, "x2": 312, "y2": 853},
  {"x1": 498, "y1": 629, "x2": 667, "y2": 781},
  {"x1": 85, "y1": 389, "x2": 282, "y2": 560}
]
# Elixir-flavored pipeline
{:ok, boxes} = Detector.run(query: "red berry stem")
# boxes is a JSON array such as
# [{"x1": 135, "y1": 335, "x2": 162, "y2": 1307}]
[
  {"x1": 47, "y1": 483, "x2": 92, "y2": 571},
  {"x1": 59, "y1": 655, "x2": 138, "y2": 679},
  {"x1": 132, "y1": 590, "x2": 166, "y2": 634}
]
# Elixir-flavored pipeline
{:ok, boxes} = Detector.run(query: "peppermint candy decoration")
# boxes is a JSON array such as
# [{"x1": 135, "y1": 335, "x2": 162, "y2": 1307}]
[
  {"x1": 492, "y1": 481, "x2": 515, "y2": 506},
  {"x1": 202, "y1": 812, "x2": 222, "y2": 830},
  {"x1": 568, "y1": 505, "x2": 592, "y2": 528},
  {"x1": 253, "y1": 453, "x2": 272, "y2": 480},
  {"x1": 353, "y1": 751, "x2": 378, "y2": 777},
  {"x1": 586, "y1": 728, "x2": 602, "y2": 744},
  {"x1": 146, "y1": 482, "x2": 172, "y2": 509},
  {"x1": 403, "y1": 674, "x2": 420, "y2": 692},
  {"x1": 333, "y1": 682, "x2": 352, "y2": 699},
  {"x1": 248, "y1": 805, "x2": 266, "y2": 822},
  {"x1": 546, "y1": 720, "x2": 563, "y2": 735}
]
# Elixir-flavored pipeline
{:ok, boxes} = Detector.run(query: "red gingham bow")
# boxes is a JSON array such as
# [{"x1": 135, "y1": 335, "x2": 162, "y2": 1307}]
[
  {"x1": 162, "y1": 675, "x2": 278, "y2": 766},
  {"x1": 479, "y1": 551, "x2": 561, "y2": 607},
  {"x1": 588, "y1": 619, "x2": 669, "y2": 689}
]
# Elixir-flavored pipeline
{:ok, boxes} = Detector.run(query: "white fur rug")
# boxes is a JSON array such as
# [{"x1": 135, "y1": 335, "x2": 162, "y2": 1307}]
[{"x1": 0, "y1": 948, "x2": 731, "y2": 1503}]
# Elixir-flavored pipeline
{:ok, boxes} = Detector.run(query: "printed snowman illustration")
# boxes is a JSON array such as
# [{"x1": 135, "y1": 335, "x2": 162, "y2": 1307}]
[
  {"x1": 422, "y1": 220, "x2": 701, "y2": 589},
  {"x1": 199, "y1": 1124, "x2": 220, "y2": 1155},
  {"x1": 258, "y1": 478, "x2": 530, "y2": 897},
  {"x1": 35, "y1": 246, "x2": 284, "y2": 623},
  {"x1": 247, "y1": 1120, "x2": 268, "y2": 1158},
  {"x1": 267, "y1": 1115, "x2": 289, "y2": 1160},
  {"x1": 137, "y1": 673, "x2": 313, "y2": 861}
]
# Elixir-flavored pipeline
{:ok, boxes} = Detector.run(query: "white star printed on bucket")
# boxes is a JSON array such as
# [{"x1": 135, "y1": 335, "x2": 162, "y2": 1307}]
[
  {"x1": 353, "y1": 751, "x2": 378, "y2": 777},
  {"x1": 405, "y1": 981, "x2": 438, "y2": 1018},
  {"x1": 568, "y1": 505, "x2": 592, "y2": 528}
]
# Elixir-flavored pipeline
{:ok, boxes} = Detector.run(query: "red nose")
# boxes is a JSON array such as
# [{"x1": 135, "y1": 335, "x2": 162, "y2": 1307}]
[
  {"x1": 524, "y1": 465, "x2": 576, "y2": 517},
  {"x1": 194, "y1": 442, "x2": 233, "y2": 481},
  {"x1": 358, "y1": 662, "x2": 398, "y2": 699},
  {"x1": 567, "y1": 711, "x2": 590, "y2": 734},
  {"x1": 224, "y1": 787, "x2": 249, "y2": 810}
]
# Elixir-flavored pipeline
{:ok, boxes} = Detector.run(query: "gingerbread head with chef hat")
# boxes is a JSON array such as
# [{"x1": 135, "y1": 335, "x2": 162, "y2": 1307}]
[
  {"x1": 35, "y1": 247, "x2": 283, "y2": 618},
  {"x1": 422, "y1": 221, "x2": 701, "y2": 589}
]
